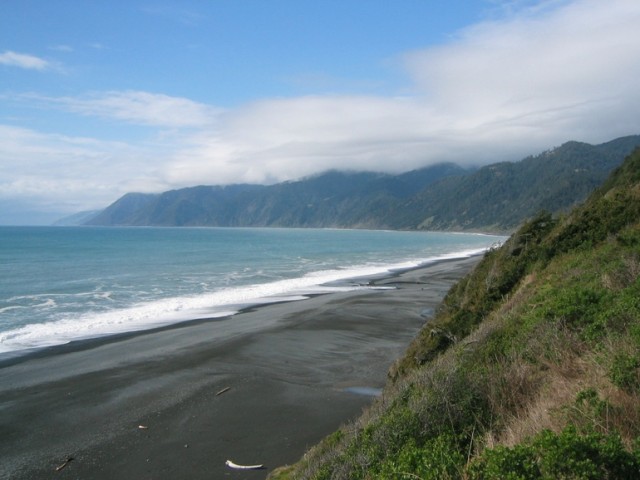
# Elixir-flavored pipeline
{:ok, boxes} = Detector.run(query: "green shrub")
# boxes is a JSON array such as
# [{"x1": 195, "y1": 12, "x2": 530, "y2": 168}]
[
  {"x1": 468, "y1": 427, "x2": 640, "y2": 479},
  {"x1": 610, "y1": 353, "x2": 640, "y2": 393},
  {"x1": 375, "y1": 436, "x2": 465, "y2": 480},
  {"x1": 467, "y1": 443, "x2": 542, "y2": 479},
  {"x1": 617, "y1": 225, "x2": 640, "y2": 247},
  {"x1": 561, "y1": 388, "x2": 617, "y2": 435}
]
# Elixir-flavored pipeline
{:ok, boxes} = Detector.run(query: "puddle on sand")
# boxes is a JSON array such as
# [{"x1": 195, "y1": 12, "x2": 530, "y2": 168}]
[{"x1": 344, "y1": 386, "x2": 382, "y2": 397}]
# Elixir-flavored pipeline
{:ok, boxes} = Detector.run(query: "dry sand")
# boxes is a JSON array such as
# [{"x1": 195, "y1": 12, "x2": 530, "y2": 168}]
[{"x1": 0, "y1": 255, "x2": 480, "y2": 480}]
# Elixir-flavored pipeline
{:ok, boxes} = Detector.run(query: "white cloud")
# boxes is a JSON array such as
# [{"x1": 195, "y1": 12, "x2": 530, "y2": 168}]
[
  {"x1": 0, "y1": 50, "x2": 50, "y2": 70},
  {"x1": 0, "y1": 125, "x2": 171, "y2": 214},
  {"x1": 0, "y1": 91, "x2": 222, "y2": 219},
  {"x1": 48, "y1": 91, "x2": 221, "y2": 128},
  {"x1": 3, "y1": 0, "x2": 640, "y2": 224},
  {"x1": 162, "y1": 0, "x2": 640, "y2": 186},
  {"x1": 140, "y1": 5, "x2": 205, "y2": 26},
  {"x1": 49, "y1": 45, "x2": 73, "y2": 52},
  {"x1": 403, "y1": 0, "x2": 640, "y2": 135},
  {"x1": 486, "y1": 0, "x2": 569, "y2": 18},
  {"x1": 164, "y1": 95, "x2": 446, "y2": 185}
]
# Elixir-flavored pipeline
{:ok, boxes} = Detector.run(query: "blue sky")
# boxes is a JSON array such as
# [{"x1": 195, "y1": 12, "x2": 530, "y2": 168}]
[{"x1": 1, "y1": 0, "x2": 640, "y2": 225}]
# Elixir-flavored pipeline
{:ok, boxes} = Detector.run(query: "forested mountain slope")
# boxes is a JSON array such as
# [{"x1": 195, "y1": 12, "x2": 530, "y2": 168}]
[
  {"x1": 404, "y1": 135, "x2": 640, "y2": 231},
  {"x1": 271, "y1": 147, "x2": 640, "y2": 479},
  {"x1": 82, "y1": 136, "x2": 640, "y2": 232}
]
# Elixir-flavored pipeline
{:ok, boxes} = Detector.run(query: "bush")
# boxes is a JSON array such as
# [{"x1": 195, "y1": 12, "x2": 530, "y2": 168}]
[
  {"x1": 610, "y1": 353, "x2": 640, "y2": 393},
  {"x1": 375, "y1": 436, "x2": 465, "y2": 480},
  {"x1": 467, "y1": 443, "x2": 542, "y2": 479},
  {"x1": 468, "y1": 427, "x2": 640, "y2": 479}
]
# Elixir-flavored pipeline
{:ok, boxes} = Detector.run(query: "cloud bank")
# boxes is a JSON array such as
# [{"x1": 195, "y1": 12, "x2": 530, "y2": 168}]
[
  {"x1": 2, "y1": 0, "x2": 640, "y2": 223},
  {"x1": 0, "y1": 125, "x2": 169, "y2": 211},
  {"x1": 165, "y1": 0, "x2": 640, "y2": 184}
]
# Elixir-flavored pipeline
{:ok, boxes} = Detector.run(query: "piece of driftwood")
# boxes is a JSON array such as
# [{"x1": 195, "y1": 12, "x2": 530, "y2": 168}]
[
  {"x1": 225, "y1": 460, "x2": 263, "y2": 470},
  {"x1": 55, "y1": 457, "x2": 73, "y2": 471},
  {"x1": 215, "y1": 386, "x2": 231, "y2": 396}
]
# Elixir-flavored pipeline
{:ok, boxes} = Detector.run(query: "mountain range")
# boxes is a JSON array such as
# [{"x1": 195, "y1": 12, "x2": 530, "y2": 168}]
[{"x1": 71, "y1": 135, "x2": 640, "y2": 232}]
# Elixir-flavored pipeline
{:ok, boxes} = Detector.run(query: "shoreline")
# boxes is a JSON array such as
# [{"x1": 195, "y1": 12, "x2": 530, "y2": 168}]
[
  {"x1": 0, "y1": 254, "x2": 482, "y2": 480},
  {"x1": 0, "y1": 254, "x2": 483, "y2": 369},
  {"x1": 0, "y1": 249, "x2": 494, "y2": 364}
]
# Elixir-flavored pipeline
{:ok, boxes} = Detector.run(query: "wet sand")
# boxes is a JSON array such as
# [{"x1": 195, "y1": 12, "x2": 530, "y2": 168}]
[{"x1": 0, "y1": 255, "x2": 480, "y2": 480}]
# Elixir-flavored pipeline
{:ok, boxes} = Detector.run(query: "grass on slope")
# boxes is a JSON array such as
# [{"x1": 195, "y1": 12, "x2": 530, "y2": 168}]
[{"x1": 270, "y1": 149, "x2": 640, "y2": 480}]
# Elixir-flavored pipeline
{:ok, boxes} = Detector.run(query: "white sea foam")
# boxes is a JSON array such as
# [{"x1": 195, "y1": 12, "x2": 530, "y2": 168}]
[
  {"x1": 0, "y1": 248, "x2": 493, "y2": 356},
  {"x1": 34, "y1": 298, "x2": 57, "y2": 308},
  {"x1": 0, "y1": 305, "x2": 25, "y2": 314},
  {"x1": 0, "y1": 306, "x2": 240, "y2": 354},
  {"x1": 5, "y1": 220, "x2": 513, "y2": 362}
]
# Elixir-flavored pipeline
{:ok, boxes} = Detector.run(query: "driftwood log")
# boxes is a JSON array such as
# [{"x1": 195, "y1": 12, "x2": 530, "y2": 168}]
[
  {"x1": 215, "y1": 386, "x2": 231, "y2": 396},
  {"x1": 225, "y1": 460, "x2": 263, "y2": 470},
  {"x1": 55, "y1": 457, "x2": 73, "y2": 471}
]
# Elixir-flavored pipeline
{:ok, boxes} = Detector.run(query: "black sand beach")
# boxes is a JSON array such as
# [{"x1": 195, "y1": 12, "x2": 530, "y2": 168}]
[{"x1": 0, "y1": 256, "x2": 480, "y2": 480}]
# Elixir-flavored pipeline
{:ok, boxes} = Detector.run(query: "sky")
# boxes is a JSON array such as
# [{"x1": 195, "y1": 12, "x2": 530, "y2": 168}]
[{"x1": 1, "y1": 0, "x2": 640, "y2": 225}]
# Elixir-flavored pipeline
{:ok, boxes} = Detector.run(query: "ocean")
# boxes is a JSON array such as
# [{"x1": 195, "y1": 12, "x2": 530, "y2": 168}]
[{"x1": 0, "y1": 226, "x2": 505, "y2": 357}]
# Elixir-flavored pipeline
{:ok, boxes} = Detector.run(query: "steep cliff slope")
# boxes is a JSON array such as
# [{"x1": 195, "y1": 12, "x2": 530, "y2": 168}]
[{"x1": 271, "y1": 148, "x2": 640, "y2": 479}]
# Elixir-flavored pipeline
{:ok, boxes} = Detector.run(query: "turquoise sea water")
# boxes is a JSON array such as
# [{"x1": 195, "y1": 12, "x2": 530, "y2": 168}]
[{"x1": 0, "y1": 226, "x2": 505, "y2": 356}]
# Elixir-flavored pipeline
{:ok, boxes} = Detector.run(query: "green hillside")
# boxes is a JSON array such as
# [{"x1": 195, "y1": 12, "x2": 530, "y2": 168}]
[
  {"x1": 270, "y1": 148, "x2": 640, "y2": 479},
  {"x1": 82, "y1": 136, "x2": 640, "y2": 232},
  {"x1": 405, "y1": 136, "x2": 640, "y2": 231}
]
